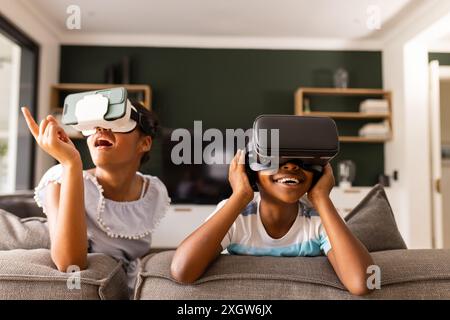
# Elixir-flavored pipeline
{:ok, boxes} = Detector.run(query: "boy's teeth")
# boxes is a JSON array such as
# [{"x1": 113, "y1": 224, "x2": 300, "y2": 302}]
[{"x1": 276, "y1": 177, "x2": 300, "y2": 185}]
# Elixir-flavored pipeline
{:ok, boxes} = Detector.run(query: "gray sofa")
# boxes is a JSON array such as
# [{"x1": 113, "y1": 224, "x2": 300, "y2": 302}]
[
  {"x1": 1, "y1": 188, "x2": 450, "y2": 300},
  {"x1": 136, "y1": 250, "x2": 450, "y2": 299}
]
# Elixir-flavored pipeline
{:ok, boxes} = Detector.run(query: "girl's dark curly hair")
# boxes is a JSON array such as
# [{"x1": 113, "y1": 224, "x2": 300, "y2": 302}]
[{"x1": 129, "y1": 99, "x2": 159, "y2": 165}]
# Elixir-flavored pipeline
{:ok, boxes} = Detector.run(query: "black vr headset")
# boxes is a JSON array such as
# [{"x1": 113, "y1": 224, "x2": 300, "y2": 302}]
[{"x1": 245, "y1": 115, "x2": 340, "y2": 191}]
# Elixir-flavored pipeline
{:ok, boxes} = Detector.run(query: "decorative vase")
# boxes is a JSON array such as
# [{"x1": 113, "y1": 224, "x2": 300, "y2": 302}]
[{"x1": 334, "y1": 68, "x2": 349, "y2": 88}]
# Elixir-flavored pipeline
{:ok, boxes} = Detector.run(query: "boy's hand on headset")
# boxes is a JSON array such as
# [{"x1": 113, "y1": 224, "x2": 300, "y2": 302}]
[
  {"x1": 308, "y1": 163, "x2": 335, "y2": 205},
  {"x1": 22, "y1": 107, "x2": 81, "y2": 167},
  {"x1": 228, "y1": 149, "x2": 254, "y2": 204}
]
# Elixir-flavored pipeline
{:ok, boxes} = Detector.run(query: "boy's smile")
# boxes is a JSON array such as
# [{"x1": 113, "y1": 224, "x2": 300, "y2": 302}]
[
  {"x1": 257, "y1": 161, "x2": 313, "y2": 203},
  {"x1": 272, "y1": 172, "x2": 306, "y2": 187}
]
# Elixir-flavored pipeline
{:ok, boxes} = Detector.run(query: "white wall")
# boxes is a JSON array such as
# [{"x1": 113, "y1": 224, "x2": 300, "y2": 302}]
[
  {"x1": 382, "y1": 40, "x2": 433, "y2": 248},
  {"x1": 382, "y1": 41, "x2": 409, "y2": 243},
  {"x1": 382, "y1": 0, "x2": 450, "y2": 248},
  {"x1": 0, "y1": 0, "x2": 60, "y2": 184}
]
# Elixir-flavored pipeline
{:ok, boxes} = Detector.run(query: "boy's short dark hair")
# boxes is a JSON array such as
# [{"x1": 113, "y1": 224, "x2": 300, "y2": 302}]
[{"x1": 129, "y1": 99, "x2": 159, "y2": 165}]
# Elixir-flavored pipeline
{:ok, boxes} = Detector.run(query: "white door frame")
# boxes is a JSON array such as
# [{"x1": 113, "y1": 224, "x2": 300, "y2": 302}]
[
  {"x1": 429, "y1": 63, "x2": 450, "y2": 249},
  {"x1": 439, "y1": 65, "x2": 450, "y2": 249}
]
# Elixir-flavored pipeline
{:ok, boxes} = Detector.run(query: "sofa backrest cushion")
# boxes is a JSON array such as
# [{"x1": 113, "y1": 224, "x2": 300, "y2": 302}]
[{"x1": 0, "y1": 192, "x2": 44, "y2": 218}]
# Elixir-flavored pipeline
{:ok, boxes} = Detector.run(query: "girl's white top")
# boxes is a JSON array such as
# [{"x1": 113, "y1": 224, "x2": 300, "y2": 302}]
[{"x1": 34, "y1": 164, "x2": 171, "y2": 294}]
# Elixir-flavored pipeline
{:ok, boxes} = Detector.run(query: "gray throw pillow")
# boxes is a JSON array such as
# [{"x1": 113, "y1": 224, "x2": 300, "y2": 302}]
[
  {"x1": 344, "y1": 184, "x2": 407, "y2": 252},
  {"x1": 0, "y1": 209, "x2": 50, "y2": 250}
]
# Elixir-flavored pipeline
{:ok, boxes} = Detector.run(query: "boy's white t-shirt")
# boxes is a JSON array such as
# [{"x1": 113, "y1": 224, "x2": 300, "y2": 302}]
[{"x1": 207, "y1": 193, "x2": 332, "y2": 257}]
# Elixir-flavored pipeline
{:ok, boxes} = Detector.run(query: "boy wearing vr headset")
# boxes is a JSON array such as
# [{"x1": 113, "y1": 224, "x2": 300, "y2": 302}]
[
  {"x1": 171, "y1": 115, "x2": 374, "y2": 296},
  {"x1": 20, "y1": 89, "x2": 170, "y2": 295}
]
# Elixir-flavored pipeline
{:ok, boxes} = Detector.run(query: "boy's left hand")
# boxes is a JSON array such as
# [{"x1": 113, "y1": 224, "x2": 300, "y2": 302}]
[{"x1": 307, "y1": 163, "x2": 335, "y2": 205}]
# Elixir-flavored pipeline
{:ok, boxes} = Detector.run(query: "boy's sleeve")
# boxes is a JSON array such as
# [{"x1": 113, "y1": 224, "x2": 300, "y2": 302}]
[
  {"x1": 205, "y1": 199, "x2": 234, "y2": 250},
  {"x1": 318, "y1": 223, "x2": 332, "y2": 255}
]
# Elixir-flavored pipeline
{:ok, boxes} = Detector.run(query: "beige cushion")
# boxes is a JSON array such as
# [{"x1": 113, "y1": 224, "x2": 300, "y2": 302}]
[
  {"x1": 0, "y1": 209, "x2": 50, "y2": 250},
  {"x1": 0, "y1": 249, "x2": 128, "y2": 300},
  {"x1": 0, "y1": 210, "x2": 128, "y2": 299},
  {"x1": 135, "y1": 250, "x2": 450, "y2": 299}
]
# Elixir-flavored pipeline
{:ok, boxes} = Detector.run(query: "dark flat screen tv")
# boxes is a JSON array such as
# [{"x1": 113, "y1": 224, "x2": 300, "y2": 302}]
[{"x1": 160, "y1": 128, "x2": 237, "y2": 204}]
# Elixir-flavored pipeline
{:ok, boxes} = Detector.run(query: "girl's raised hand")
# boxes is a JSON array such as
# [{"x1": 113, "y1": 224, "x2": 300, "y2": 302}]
[{"x1": 21, "y1": 107, "x2": 81, "y2": 166}]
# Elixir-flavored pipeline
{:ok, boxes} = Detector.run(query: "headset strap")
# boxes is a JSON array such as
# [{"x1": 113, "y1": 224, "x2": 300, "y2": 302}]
[{"x1": 130, "y1": 107, "x2": 153, "y2": 136}]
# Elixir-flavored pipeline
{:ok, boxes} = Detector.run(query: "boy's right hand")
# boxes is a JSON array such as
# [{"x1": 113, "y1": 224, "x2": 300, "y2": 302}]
[
  {"x1": 228, "y1": 149, "x2": 254, "y2": 204},
  {"x1": 21, "y1": 107, "x2": 81, "y2": 167}
]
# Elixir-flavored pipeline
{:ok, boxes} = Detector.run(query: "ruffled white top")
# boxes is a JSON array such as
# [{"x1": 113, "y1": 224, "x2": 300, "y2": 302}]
[{"x1": 34, "y1": 164, "x2": 171, "y2": 294}]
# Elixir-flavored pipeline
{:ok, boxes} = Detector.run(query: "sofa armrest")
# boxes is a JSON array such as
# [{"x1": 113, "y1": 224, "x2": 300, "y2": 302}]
[{"x1": 0, "y1": 249, "x2": 128, "y2": 300}]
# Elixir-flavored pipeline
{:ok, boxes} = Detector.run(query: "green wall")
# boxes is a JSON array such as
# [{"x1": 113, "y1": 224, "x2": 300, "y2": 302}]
[
  {"x1": 429, "y1": 52, "x2": 450, "y2": 65},
  {"x1": 60, "y1": 46, "x2": 384, "y2": 186}
]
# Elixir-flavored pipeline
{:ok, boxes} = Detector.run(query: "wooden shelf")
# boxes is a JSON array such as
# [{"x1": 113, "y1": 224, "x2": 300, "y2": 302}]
[
  {"x1": 50, "y1": 83, "x2": 152, "y2": 110},
  {"x1": 295, "y1": 87, "x2": 390, "y2": 96},
  {"x1": 339, "y1": 136, "x2": 391, "y2": 143},
  {"x1": 302, "y1": 111, "x2": 390, "y2": 119},
  {"x1": 295, "y1": 87, "x2": 393, "y2": 143},
  {"x1": 52, "y1": 83, "x2": 151, "y2": 91}
]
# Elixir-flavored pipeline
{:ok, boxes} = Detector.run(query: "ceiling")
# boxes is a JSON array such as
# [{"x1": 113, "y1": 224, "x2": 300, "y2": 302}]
[{"x1": 22, "y1": 0, "x2": 417, "y2": 41}]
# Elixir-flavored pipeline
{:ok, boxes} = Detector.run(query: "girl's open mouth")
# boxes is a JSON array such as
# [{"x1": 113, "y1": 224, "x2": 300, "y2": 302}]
[{"x1": 94, "y1": 138, "x2": 114, "y2": 149}]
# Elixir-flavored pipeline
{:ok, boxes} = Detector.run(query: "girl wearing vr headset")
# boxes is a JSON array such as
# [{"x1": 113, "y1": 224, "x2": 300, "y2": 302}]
[
  {"x1": 21, "y1": 102, "x2": 169, "y2": 294},
  {"x1": 172, "y1": 150, "x2": 374, "y2": 296}
]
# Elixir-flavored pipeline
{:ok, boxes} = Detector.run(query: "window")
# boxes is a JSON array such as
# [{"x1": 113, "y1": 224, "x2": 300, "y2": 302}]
[{"x1": 0, "y1": 14, "x2": 39, "y2": 192}]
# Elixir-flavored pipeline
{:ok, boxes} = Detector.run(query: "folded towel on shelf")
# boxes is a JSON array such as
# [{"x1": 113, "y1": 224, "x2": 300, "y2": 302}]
[
  {"x1": 359, "y1": 121, "x2": 390, "y2": 138},
  {"x1": 359, "y1": 99, "x2": 389, "y2": 113},
  {"x1": 360, "y1": 107, "x2": 389, "y2": 114}
]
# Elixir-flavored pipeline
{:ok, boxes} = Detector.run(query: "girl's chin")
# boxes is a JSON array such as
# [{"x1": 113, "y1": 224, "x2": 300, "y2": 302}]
[
  {"x1": 92, "y1": 158, "x2": 118, "y2": 167},
  {"x1": 92, "y1": 156, "x2": 135, "y2": 169}
]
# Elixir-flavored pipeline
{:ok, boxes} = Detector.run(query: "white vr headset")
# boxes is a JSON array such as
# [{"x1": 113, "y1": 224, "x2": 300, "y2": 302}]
[{"x1": 62, "y1": 87, "x2": 149, "y2": 136}]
